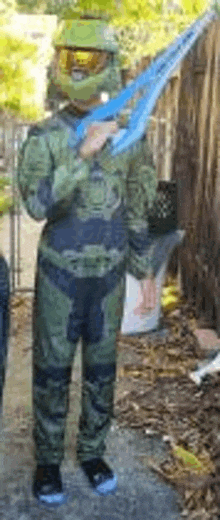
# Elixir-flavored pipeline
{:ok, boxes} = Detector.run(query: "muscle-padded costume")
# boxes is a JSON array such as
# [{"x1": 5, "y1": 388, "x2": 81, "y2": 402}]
[{"x1": 17, "y1": 106, "x2": 161, "y2": 464}]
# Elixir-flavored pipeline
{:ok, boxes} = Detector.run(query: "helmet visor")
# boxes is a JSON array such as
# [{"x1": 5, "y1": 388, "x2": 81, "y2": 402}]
[{"x1": 57, "y1": 48, "x2": 111, "y2": 76}]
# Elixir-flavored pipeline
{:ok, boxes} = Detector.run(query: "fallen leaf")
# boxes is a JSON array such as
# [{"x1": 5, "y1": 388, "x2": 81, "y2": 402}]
[{"x1": 173, "y1": 445, "x2": 203, "y2": 472}]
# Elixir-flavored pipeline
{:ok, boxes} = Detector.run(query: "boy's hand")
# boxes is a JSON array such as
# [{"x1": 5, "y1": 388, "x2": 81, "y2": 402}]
[{"x1": 79, "y1": 121, "x2": 118, "y2": 159}]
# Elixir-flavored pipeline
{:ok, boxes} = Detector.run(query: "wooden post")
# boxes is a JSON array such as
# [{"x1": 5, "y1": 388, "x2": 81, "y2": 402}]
[{"x1": 164, "y1": 83, "x2": 172, "y2": 181}]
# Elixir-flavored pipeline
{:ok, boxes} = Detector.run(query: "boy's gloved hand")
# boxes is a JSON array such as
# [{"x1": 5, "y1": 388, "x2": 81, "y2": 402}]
[{"x1": 79, "y1": 121, "x2": 119, "y2": 159}]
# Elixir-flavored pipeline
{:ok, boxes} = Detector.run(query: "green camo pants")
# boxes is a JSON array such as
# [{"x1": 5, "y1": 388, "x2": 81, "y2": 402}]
[{"x1": 32, "y1": 252, "x2": 125, "y2": 465}]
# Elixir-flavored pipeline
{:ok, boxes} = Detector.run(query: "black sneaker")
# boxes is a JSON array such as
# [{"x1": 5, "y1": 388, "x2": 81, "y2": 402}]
[
  {"x1": 81, "y1": 457, "x2": 117, "y2": 496},
  {"x1": 33, "y1": 464, "x2": 68, "y2": 506}
]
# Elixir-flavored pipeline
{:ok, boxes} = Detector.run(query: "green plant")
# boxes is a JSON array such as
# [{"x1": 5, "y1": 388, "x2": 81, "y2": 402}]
[
  {"x1": 0, "y1": 176, "x2": 12, "y2": 218},
  {"x1": 110, "y1": 0, "x2": 212, "y2": 68}
]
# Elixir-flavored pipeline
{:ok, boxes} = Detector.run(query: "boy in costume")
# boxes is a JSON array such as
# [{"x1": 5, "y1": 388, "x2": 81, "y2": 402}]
[{"x1": 17, "y1": 16, "x2": 177, "y2": 506}]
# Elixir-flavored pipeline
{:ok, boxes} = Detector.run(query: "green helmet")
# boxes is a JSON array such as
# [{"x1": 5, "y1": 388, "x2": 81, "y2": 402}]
[{"x1": 47, "y1": 19, "x2": 122, "y2": 107}]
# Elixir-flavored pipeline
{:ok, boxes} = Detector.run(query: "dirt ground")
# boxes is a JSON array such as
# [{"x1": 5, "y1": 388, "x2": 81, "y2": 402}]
[{"x1": 1, "y1": 290, "x2": 220, "y2": 519}]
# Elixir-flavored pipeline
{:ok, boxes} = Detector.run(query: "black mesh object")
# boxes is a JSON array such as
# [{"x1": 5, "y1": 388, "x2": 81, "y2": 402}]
[{"x1": 148, "y1": 181, "x2": 177, "y2": 234}]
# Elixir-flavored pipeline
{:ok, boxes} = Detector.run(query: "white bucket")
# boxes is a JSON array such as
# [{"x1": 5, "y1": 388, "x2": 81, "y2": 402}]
[
  {"x1": 121, "y1": 259, "x2": 168, "y2": 335},
  {"x1": 121, "y1": 229, "x2": 186, "y2": 335}
]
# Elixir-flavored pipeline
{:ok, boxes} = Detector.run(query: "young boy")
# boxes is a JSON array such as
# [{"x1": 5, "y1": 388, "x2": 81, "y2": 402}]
[{"x1": 17, "y1": 16, "x2": 169, "y2": 506}]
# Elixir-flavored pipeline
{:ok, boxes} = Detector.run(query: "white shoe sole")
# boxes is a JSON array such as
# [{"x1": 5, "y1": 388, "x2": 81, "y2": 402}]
[
  {"x1": 36, "y1": 491, "x2": 69, "y2": 507},
  {"x1": 93, "y1": 475, "x2": 118, "y2": 496}
]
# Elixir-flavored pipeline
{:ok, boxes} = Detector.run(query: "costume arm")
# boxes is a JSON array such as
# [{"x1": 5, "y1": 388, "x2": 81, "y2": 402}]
[
  {"x1": 17, "y1": 126, "x2": 89, "y2": 222},
  {"x1": 126, "y1": 136, "x2": 184, "y2": 280},
  {"x1": 126, "y1": 136, "x2": 159, "y2": 280}
]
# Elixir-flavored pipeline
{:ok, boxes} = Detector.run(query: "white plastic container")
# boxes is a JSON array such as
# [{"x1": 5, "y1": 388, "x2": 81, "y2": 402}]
[
  {"x1": 121, "y1": 260, "x2": 168, "y2": 335},
  {"x1": 121, "y1": 229, "x2": 185, "y2": 335}
]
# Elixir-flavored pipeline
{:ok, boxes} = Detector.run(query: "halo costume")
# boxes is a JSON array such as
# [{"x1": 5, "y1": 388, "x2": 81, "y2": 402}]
[{"x1": 17, "y1": 17, "x2": 176, "y2": 504}]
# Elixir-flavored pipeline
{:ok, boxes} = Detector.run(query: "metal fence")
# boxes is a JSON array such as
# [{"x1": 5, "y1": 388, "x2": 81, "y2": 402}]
[{"x1": 1, "y1": 120, "x2": 34, "y2": 294}]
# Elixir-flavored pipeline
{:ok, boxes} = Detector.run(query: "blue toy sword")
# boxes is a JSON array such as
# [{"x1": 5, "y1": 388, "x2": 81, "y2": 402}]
[{"x1": 67, "y1": 9, "x2": 216, "y2": 155}]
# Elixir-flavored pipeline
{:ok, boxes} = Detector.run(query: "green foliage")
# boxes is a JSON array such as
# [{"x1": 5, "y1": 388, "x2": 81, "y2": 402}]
[
  {"x1": 0, "y1": 176, "x2": 12, "y2": 218},
  {"x1": 16, "y1": 0, "x2": 78, "y2": 16},
  {"x1": 0, "y1": 29, "x2": 45, "y2": 120},
  {"x1": 110, "y1": 0, "x2": 212, "y2": 68},
  {"x1": 0, "y1": 1, "x2": 46, "y2": 219},
  {"x1": 0, "y1": 0, "x2": 46, "y2": 121},
  {"x1": 0, "y1": 177, "x2": 11, "y2": 190},
  {"x1": 76, "y1": 0, "x2": 117, "y2": 16},
  {"x1": 16, "y1": 0, "x2": 117, "y2": 18},
  {"x1": 213, "y1": 0, "x2": 220, "y2": 14},
  {"x1": 117, "y1": 0, "x2": 153, "y2": 21},
  {"x1": 181, "y1": 0, "x2": 210, "y2": 14},
  {"x1": 0, "y1": 192, "x2": 13, "y2": 217},
  {"x1": 0, "y1": 0, "x2": 17, "y2": 17}
]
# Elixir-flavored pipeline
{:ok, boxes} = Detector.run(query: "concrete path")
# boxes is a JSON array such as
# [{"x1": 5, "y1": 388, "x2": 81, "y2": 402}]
[{"x1": 1, "y1": 421, "x2": 183, "y2": 520}]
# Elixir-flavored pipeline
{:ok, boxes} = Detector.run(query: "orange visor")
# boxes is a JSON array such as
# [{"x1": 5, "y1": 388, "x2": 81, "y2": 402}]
[{"x1": 58, "y1": 48, "x2": 110, "y2": 75}]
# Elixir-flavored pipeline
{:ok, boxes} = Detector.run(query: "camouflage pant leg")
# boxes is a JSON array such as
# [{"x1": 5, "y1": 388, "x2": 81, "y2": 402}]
[
  {"x1": 32, "y1": 261, "x2": 76, "y2": 466},
  {"x1": 76, "y1": 272, "x2": 125, "y2": 463},
  {"x1": 32, "y1": 253, "x2": 125, "y2": 465}
]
